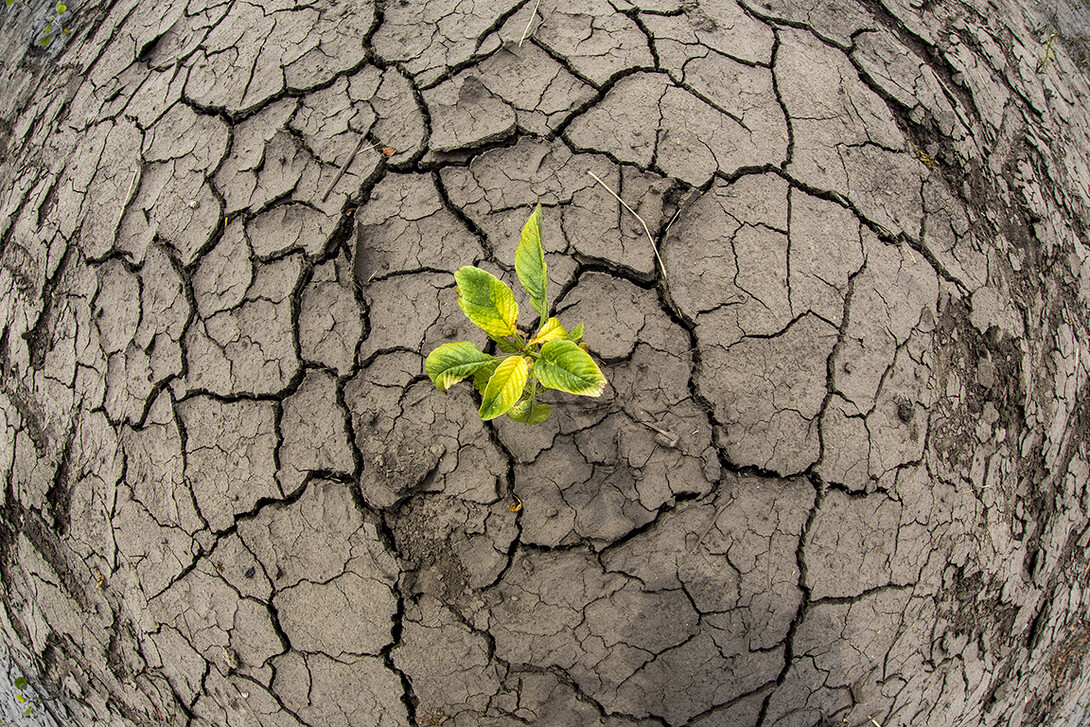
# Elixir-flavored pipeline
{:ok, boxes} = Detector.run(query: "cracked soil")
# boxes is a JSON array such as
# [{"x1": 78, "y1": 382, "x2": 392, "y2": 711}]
[{"x1": 3, "y1": 0, "x2": 1090, "y2": 725}]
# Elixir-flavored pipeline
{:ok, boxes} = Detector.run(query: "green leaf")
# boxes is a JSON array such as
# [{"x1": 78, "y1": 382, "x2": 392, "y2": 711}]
[
  {"x1": 506, "y1": 398, "x2": 552, "y2": 424},
  {"x1": 493, "y1": 336, "x2": 520, "y2": 354},
  {"x1": 425, "y1": 342, "x2": 495, "y2": 393},
  {"x1": 56, "y1": 2, "x2": 65, "y2": 11},
  {"x1": 528, "y1": 317, "x2": 566, "y2": 345},
  {"x1": 479, "y1": 355, "x2": 530, "y2": 420},
  {"x1": 473, "y1": 358, "x2": 501, "y2": 393},
  {"x1": 13, "y1": 678, "x2": 27, "y2": 690},
  {"x1": 535, "y1": 340, "x2": 607, "y2": 396},
  {"x1": 39, "y1": 34, "x2": 50, "y2": 46},
  {"x1": 515, "y1": 204, "x2": 548, "y2": 321},
  {"x1": 455, "y1": 267, "x2": 519, "y2": 338},
  {"x1": 565, "y1": 322, "x2": 585, "y2": 343},
  {"x1": 15, "y1": 694, "x2": 25, "y2": 704}
]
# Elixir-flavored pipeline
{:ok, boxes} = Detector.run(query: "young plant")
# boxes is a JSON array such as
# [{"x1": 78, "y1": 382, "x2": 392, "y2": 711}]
[
  {"x1": 425, "y1": 205, "x2": 607, "y2": 424},
  {"x1": 3, "y1": 0, "x2": 70, "y2": 47},
  {"x1": 1037, "y1": 30, "x2": 1058, "y2": 73},
  {"x1": 11, "y1": 676, "x2": 34, "y2": 718}
]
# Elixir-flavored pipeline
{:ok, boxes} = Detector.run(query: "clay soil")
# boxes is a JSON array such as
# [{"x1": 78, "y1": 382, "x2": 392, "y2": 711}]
[{"x1": 2, "y1": 0, "x2": 1090, "y2": 725}]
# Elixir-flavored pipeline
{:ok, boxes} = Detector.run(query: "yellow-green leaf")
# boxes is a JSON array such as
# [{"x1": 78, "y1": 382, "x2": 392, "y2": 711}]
[
  {"x1": 535, "y1": 340, "x2": 607, "y2": 396},
  {"x1": 473, "y1": 358, "x2": 501, "y2": 393},
  {"x1": 528, "y1": 317, "x2": 566, "y2": 345},
  {"x1": 515, "y1": 205, "x2": 548, "y2": 320},
  {"x1": 479, "y1": 355, "x2": 530, "y2": 420},
  {"x1": 455, "y1": 267, "x2": 519, "y2": 338},
  {"x1": 56, "y1": 3, "x2": 65, "y2": 11},
  {"x1": 506, "y1": 398, "x2": 552, "y2": 424},
  {"x1": 425, "y1": 342, "x2": 495, "y2": 393},
  {"x1": 565, "y1": 321, "x2": 584, "y2": 343}
]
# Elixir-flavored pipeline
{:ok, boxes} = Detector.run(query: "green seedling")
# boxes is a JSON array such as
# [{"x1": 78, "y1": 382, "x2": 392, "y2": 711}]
[
  {"x1": 426, "y1": 205, "x2": 607, "y2": 424},
  {"x1": 1037, "y1": 30, "x2": 1058, "y2": 72},
  {"x1": 3, "y1": 0, "x2": 70, "y2": 47},
  {"x1": 8, "y1": 676, "x2": 35, "y2": 719}
]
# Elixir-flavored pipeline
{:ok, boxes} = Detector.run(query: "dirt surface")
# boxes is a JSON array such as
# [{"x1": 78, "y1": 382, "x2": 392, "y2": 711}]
[{"x1": 2, "y1": 0, "x2": 1090, "y2": 725}]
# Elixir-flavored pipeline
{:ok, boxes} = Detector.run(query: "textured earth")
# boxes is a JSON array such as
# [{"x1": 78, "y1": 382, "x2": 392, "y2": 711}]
[{"x1": 2, "y1": 0, "x2": 1090, "y2": 725}]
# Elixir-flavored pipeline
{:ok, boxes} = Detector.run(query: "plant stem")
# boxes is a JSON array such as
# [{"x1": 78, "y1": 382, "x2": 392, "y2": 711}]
[
  {"x1": 527, "y1": 371, "x2": 538, "y2": 419},
  {"x1": 321, "y1": 136, "x2": 379, "y2": 201},
  {"x1": 586, "y1": 170, "x2": 668, "y2": 280}
]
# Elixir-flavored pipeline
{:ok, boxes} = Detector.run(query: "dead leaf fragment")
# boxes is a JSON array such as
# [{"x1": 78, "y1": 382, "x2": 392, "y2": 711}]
[
  {"x1": 381, "y1": 146, "x2": 397, "y2": 158},
  {"x1": 507, "y1": 496, "x2": 522, "y2": 512},
  {"x1": 912, "y1": 144, "x2": 936, "y2": 169}
]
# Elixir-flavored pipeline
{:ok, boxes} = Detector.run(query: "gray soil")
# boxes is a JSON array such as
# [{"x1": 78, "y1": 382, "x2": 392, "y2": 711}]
[{"x1": 2, "y1": 0, "x2": 1090, "y2": 725}]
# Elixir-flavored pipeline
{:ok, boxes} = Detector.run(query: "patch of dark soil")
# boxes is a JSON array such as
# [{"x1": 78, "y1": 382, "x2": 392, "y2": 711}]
[
  {"x1": 929, "y1": 297, "x2": 1028, "y2": 478},
  {"x1": 943, "y1": 565, "x2": 1020, "y2": 654},
  {"x1": 0, "y1": 368, "x2": 48, "y2": 455},
  {"x1": 0, "y1": 117, "x2": 11, "y2": 166},
  {"x1": 1051, "y1": 614, "x2": 1090, "y2": 684},
  {"x1": 19, "y1": 514, "x2": 91, "y2": 613},
  {"x1": 43, "y1": 418, "x2": 76, "y2": 537},
  {"x1": 387, "y1": 495, "x2": 472, "y2": 606},
  {"x1": 25, "y1": 246, "x2": 73, "y2": 370}
]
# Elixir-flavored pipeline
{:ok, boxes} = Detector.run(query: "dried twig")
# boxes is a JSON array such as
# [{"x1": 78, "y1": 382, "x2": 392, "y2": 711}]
[
  {"x1": 116, "y1": 168, "x2": 138, "y2": 231},
  {"x1": 635, "y1": 410, "x2": 679, "y2": 448},
  {"x1": 663, "y1": 208, "x2": 682, "y2": 238},
  {"x1": 322, "y1": 136, "x2": 380, "y2": 201},
  {"x1": 586, "y1": 170, "x2": 668, "y2": 280},
  {"x1": 518, "y1": 0, "x2": 543, "y2": 47},
  {"x1": 690, "y1": 494, "x2": 733, "y2": 553}
]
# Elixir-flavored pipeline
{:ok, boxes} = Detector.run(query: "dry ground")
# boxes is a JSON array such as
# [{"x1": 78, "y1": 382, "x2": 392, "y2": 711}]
[{"x1": 2, "y1": 0, "x2": 1090, "y2": 725}]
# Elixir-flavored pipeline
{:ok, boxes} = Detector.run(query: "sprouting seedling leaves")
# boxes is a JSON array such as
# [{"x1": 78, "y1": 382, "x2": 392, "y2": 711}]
[
  {"x1": 528, "y1": 317, "x2": 566, "y2": 345},
  {"x1": 506, "y1": 397, "x2": 552, "y2": 424},
  {"x1": 479, "y1": 355, "x2": 530, "y2": 420},
  {"x1": 426, "y1": 205, "x2": 608, "y2": 424},
  {"x1": 13, "y1": 678, "x2": 27, "y2": 690},
  {"x1": 515, "y1": 204, "x2": 547, "y2": 323},
  {"x1": 454, "y1": 266, "x2": 519, "y2": 338},
  {"x1": 426, "y1": 341, "x2": 494, "y2": 393},
  {"x1": 534, "y1": 339, "x2": 607, "y2": 396}
]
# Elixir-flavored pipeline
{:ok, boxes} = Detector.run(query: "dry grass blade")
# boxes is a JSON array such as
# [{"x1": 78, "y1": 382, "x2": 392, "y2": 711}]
[
  {"x1": 519, "y1": 0, "x2": 542, "y2": 47},
  {"x1": 586, "y1": 170, "x2": 668, "y2": 280},
  {"x1": 116, "y1": 168, "x2": 138, "y2": 231},
  {"x1": 322, "y1": 136, "x2": 380, "y2": 201},
  {"x1": 689, "y1": 494, "x2": 733, "y2": 553}
]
